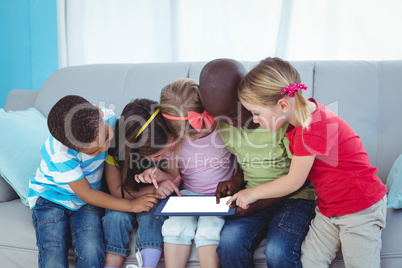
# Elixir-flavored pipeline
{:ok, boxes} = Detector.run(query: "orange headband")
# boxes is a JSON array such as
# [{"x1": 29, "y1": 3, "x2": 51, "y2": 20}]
[{"x1": 162, "y1": 110, "x2": 214, "y2": 132}]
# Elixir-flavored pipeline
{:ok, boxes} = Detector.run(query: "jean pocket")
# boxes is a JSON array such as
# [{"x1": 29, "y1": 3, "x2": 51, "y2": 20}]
[
  {"x1": 82, "y1": 203, "x2": 102, "y2": 213},
  {"x1": 33, "y1": 198, "x2": 66, "y2": 228},
  {"x1": 278, "y1": 200, "x2": 315, "y2": 235}
]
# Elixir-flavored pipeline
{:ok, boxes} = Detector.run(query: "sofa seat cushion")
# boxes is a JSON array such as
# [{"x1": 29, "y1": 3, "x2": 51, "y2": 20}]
[
  {"x1": 0, "y1": 199, "x2": 76, "y2": 267},
  {"x1": 0, "y1": 199, "x2": 38, "y2": 267},
  {"x1": 0, "y1": 199, "x2": 36, "y2": 245}
]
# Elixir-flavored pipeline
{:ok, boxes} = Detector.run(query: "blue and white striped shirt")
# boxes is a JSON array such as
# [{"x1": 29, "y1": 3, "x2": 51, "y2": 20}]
[{"x1": 28, "y1": 108, "x2": 116, "y2": 211}]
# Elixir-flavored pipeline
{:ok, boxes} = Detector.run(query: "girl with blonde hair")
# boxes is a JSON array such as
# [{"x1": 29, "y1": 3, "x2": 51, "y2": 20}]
[
  {"x1": 228, "y1": 57, "x2": 387, "y2": 267},
  {"x1": 137, "y1": 78, "x2": 237, "y2": 268}
]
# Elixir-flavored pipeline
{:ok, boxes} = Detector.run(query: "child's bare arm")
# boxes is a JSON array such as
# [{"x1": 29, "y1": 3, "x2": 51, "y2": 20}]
[
  {"x1": 105, "y1": 163, "x2": 141, "y2": 199},
  {"x1": 233, "y1": 179, "x2": 311, "y2": 216},
  {"x1": 69, "y1": 177, "x2": 160, "y2": 213},
  {"x1": 104, "y1": 163, "x2": 124, "y2": 198},
  {"x1": 227, "y1": 155, "x2": 315, "y2": 209}
]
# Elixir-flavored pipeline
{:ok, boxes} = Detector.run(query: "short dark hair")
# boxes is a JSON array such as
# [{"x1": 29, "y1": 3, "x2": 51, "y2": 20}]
[{"x1": 47, "y1": 95, "x2": 101, "y2": 151}]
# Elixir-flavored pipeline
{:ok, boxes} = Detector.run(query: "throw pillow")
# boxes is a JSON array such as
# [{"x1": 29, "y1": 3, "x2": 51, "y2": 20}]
[
  {"x1": 386, "y1": 154, "x2": 402, "y2": 209},
  {"x1": 0, "y1": 108, "x2": 49, "y2": 206}
]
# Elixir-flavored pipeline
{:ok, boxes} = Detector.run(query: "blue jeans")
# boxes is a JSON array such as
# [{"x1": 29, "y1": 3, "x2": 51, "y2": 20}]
[
  {"x1": 103, "y1": 200, "x2": 166, "y2": 256},
  {"x1": 217, "y1": 198, "x2": 316, "y2": 268},
  {"x1": 32, "y1": 197, "x2": 104, "y2": 268}
]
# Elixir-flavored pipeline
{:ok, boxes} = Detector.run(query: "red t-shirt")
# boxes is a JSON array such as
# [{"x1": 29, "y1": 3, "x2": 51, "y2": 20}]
[{"x1": 286, "y1": 98, "x2": 386, "y2": 217}]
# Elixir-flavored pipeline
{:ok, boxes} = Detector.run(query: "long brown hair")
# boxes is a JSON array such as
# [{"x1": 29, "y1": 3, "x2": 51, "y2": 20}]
[{"x1": 108, "y1": 98, "x2": 172, "y2": 196}]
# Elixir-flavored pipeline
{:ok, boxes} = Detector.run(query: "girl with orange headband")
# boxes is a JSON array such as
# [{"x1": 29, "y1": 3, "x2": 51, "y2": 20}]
[
  {"x1": 103, "y1": 98, "x2": 180, "y2": 268},
  {"x1": 136, "y1": 78, "x2": 237, "y2": 268}
]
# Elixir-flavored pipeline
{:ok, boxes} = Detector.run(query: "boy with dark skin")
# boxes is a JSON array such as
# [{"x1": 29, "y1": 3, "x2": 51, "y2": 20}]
[
  {"x1": 199, "y1": 58, "x2": 316, "y2": 268},
  {"x1": 200, "y1": 58, "x2": 304, "y2": 215}
]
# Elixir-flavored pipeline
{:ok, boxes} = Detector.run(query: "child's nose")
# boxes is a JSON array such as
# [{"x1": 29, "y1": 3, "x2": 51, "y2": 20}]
[
  {"x1": 154, "y1": 156, "x2": 162, "y2": 162},
  {"x1": 163, "y1": 151, "x2": 173, "y2": 158}
]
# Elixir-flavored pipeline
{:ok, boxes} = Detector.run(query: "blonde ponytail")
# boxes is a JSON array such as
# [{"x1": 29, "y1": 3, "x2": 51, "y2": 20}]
[{"x1": 293, "y1": 91, "x2": 312, "y2": 128}]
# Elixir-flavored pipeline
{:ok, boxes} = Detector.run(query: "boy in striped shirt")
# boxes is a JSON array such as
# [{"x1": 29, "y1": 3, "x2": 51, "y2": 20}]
[{"x1": 28, "y1": 95, "x2": 159, "y2": 267}]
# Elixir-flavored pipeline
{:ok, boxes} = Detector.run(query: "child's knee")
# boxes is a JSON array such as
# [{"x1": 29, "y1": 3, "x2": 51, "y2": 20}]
[
  {"x1": 162, "y1": 217, "x2": 196, "y2": 245},
  {"x1": 194, "y1": 216, "x2": 224, "y2": 247},
  {"x1": 75, "y1": 237, "x2": 105, "y2": 266},
  {"x1": 102, "y1": 209, "x2": 135, "y2": 230}
]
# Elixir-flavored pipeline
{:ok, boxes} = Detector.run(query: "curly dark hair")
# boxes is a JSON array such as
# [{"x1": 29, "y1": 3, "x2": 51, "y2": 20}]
[
  {"x1": 108, "y1": 98, "x2": 173, "y2": 196},
  {"x1": 47, "y1": 95, "x2": 101, "y2": 151}
]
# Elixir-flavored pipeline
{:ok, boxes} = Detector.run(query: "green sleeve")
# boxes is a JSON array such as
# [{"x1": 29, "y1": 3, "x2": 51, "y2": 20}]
[
  {"x1": 277, "y1": 122, "x2": 292, "y2": 159},
  {"x1": 218, "y1": 121, "x2": 236, "y2": 154}
]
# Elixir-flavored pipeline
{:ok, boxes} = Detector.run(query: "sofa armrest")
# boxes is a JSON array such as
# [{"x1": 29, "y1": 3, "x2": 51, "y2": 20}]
[
  {"x1": 5, "y1": 89, "x2": 40, "y2": 112},
  {"x1": 0, "y1": 175, "x2": 19, "y2": 203}
]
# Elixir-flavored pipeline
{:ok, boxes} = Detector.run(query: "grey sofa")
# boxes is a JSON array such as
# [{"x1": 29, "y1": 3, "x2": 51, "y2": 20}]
[{"x1": 1, "y1": 60, "x2": 402, "y2": 268}]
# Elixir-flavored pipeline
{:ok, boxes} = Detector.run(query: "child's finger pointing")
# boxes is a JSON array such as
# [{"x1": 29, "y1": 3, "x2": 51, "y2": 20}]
[
  {"x1": 152, "y1": 178, "x2": 159, "y2": 189},
  {"x1": 226, "y1": 194, "x2": 237, "y2": 205}
]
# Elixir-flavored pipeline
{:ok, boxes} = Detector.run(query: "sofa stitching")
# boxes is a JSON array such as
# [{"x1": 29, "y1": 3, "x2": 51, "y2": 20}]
[
  {"x1": 376, "y1": 61, "x2": 382, "y2": 175},
  {"x1": 312, "y1": 61, "x2": 316, "y2": 97},
  {"x1": 187, "y1": 62, "x2": 192, "y2": 78},
  {"x1": 121, "y1": 64, "x2": 135, "y2": 108}
]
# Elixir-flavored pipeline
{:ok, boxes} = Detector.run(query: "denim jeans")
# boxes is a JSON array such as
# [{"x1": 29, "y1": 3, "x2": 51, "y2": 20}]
[
  {"x1": 103, "y1": 200, "x2": 166, "y2": 256},
  {"x1": 32, "y1": 197, "x2": 105, "y2": 268},
  {"x1": 217, "y1": 198, "x2": 316, "y2": 268}
]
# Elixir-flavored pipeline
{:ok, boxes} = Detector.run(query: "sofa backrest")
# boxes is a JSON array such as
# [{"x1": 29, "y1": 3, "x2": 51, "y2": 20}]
[{"x1": 6, "y1": 60, "x2": 402, "y2": 182}]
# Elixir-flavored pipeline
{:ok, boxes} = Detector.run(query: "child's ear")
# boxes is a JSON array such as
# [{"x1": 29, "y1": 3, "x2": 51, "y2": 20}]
[
  {"x1": 277, "y1": 99, "x2": 290, "y2": 113},
  {"x1": 95, "y1": 105, "x2": 105, "y2": 117}
]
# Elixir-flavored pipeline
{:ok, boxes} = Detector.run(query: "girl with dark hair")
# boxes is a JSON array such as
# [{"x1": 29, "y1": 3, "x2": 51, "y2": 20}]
[{"x1": 103, "y1": 98, "x2": 180, "y2": 268}]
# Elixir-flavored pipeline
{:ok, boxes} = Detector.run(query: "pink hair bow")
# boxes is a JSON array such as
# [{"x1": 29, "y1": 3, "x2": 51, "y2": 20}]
[
  {"x1": 162, "y1": 110, "x2": 214, "y2": 132},
  {"x1": 281, "y1": 83, "x2": 308, "y2": 98}
]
